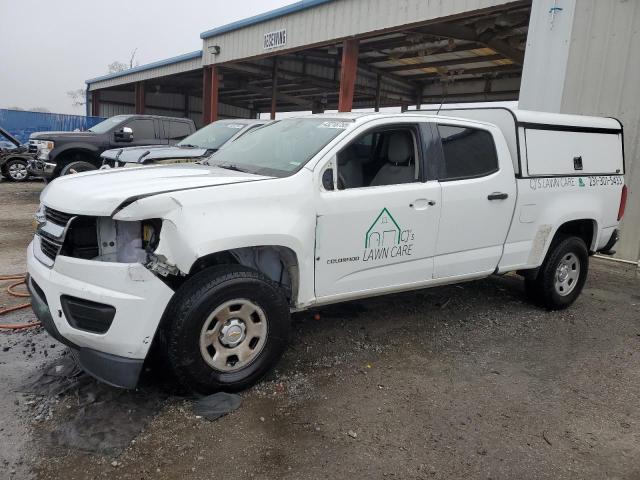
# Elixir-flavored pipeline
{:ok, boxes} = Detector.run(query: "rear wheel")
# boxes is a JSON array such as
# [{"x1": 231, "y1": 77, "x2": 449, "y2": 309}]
[
  {"x1": 525, "y1": 236, "x2": 589, "y2": 310},
  {"x1": 59, "y1": 160, "x2": 96, "y2": 176},
  {"x1": 163, "y1": 265, "x2": 290, "y2": 394},
  {"x1": 4, "y1": 158, "x2": 29, "y2": 182}
]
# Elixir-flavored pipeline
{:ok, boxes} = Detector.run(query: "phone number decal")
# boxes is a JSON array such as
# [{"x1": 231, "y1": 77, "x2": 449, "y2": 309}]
[{"x1": 589, "y1": 176, "x2": 624, "y2": 187}]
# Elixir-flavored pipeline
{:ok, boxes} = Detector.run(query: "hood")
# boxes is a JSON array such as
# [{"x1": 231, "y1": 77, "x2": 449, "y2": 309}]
[
  {"x1": 41, "y1": 163, "x2": 270, "y2": 216},
  {"x1": 30, "y1": 131, "x2": 96, "y2": 140},
  {"x1": 0, "y1": 127, "x2": 22, "y2": 147},
  {"x1": 102, "y1": 145, "x2": 209, "y2": 163}
]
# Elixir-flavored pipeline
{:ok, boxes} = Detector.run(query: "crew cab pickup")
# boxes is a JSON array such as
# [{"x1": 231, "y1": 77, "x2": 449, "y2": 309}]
[
  {"x1": 100, "y1": 119, "x2": 267, "y2": 168},
  {"x1": 26, "y1": 109, "x2": 626, "y2": 393},
  {"x1": 28, "y1": 115, "x2": 196, "y2": 179}
]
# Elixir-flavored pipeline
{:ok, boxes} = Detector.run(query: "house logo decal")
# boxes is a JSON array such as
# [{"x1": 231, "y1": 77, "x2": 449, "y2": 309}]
[
  {"x1": 363, "y1": 208, "x2": 415, "y2": 262},
  {"x1": 365, "y1": 207, "x2": 401, "y2": 248}
]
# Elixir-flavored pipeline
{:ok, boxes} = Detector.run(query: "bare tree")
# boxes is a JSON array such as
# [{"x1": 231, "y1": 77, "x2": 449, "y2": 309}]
[
  {"x1": 107, "y1": 61, "x2": 128, "y2": 74},
  {"x1": 67, "y1": 88, "x2": 87, "y2": 107},
  {"x1": 68, "y1": 52, "x2": 139, "y2": 108}
]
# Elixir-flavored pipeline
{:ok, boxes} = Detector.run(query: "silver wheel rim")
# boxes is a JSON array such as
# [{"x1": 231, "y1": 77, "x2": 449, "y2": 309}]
[
  {"x1": 554, "y1": 252, "x2": 580, "y2": 296},
  {"x1": 199, "y1": 299, "x2": 268, "y2": 372},
  {"x1": 9, "y1": 162, "x2": 28, "y2": 180}
]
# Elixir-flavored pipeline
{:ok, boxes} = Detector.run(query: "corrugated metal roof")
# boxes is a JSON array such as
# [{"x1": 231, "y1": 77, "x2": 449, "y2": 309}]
[
  {"x1": 85, "y1": 50, "x2": 203, "y2": 85},
  {"x1": 200, "y1": 0, "x2": 336, "y2": 39}
]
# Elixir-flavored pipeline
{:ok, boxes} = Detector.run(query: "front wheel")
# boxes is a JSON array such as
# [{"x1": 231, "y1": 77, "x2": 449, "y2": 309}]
[
  {"x1": 525, "y1": 236, "x2": 589, "y2": 310},
  {"x1": 4, "y1": 158, "x2": 29, "y2": 182},
  {"x1": 163, "y1": 265, "x2": 290, "y2": 394}
]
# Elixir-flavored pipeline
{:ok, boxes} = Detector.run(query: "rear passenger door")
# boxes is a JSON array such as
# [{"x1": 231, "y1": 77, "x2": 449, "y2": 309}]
[
  {"x1": 163, "y1": 120, "x2": 192, "y2": 144},
  {"x1": 432, "y1": 122, "x2": 516, "y2": 278}
]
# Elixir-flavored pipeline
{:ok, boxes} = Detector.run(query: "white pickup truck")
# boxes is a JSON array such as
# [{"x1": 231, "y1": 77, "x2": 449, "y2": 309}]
[{"x1": 26, "y1": 108, "x2": 626, "y2": 392}]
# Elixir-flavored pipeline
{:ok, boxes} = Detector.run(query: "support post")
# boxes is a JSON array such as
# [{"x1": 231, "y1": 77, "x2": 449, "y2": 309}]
[
  {"x1": 134, "y1": 81, "x2": 145, "y2": 114},
  {"x1": 270, "y1": 57, "x2": 278, "y2": 120},
  {"x1": 183, "y1": 92, "x2": 190, "y2": 118},
  {"x1": 338, "y1": 38, "x2": 359, "y2": 112},
  {"x1": 203, "y1": 66, "x2": 219, "y2": 124},
  {"x1": 415, "y1": 86, "x2": 422, "y2": 111},
  {"x1": 374, "y1": 74, "x2": 381, "y2": 112},
  {"x1": 90, "y1": 90, "x2": 100, "y2": 117}
]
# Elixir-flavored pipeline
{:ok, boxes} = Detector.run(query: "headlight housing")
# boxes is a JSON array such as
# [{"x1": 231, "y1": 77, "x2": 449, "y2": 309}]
[
  {"x1": 95, "y1": 218, "x2": 162, "y2": 264},
  {"x1": 32, "y1": 140, "x2": 55, "y2": 160}
]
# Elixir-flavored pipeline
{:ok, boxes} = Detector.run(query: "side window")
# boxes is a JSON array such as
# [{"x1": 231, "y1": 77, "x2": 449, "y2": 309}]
[
  {"x1": 437, "y1": 125, "x2": 498, "y2": 181},
  {"x1": 124, "y1": 119, "x2": 156, "y2": 141},
  {"x1": 166, "y1": 121, "x2": 191, "y2": 141},
  {"x1": 337, "y1": 127, "x2": 420, "y2": 189}
]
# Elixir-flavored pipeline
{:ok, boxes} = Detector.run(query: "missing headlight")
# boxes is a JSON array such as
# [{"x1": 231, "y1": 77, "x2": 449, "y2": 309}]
[{"x1": 94, "y1": 218, "x2": 162, "y2": 263}]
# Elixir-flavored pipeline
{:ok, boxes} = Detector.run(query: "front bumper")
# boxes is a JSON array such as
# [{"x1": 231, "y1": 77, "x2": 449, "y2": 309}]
[
  {"x1": 26, "y1": 240, "x2": 175, "y2": 388},
  {"x1": 27, "y1": 158, "x2": 56, "y2": 178}
]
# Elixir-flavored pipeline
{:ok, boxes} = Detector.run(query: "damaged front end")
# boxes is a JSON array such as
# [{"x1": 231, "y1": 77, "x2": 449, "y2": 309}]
[
  {"x1": 28, "y1": 204, "x2": 180, "y2": 389},
  {"x1": 34, "y1": 202, "x2": 183, "y2": 281}
]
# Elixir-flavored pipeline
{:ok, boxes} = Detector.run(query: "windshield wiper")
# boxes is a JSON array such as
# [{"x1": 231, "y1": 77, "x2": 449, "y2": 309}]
[
  {"x1": 177, "y1": 143, "x2": 200, "y2": 148},
  {"x1": 214, "y1": 163, "x2": 247, "y2": 173}
]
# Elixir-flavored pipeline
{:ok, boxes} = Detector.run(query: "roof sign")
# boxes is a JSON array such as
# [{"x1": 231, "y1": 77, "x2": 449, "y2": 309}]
[{"x1": 263, "y1": 29, "x2": 287, "y2": 50}]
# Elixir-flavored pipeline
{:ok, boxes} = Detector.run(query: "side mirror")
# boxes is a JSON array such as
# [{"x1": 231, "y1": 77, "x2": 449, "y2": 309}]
[
  {"x1": 322, "y1": 168, "x2": 335, "y2": 191},
  {"x1": 114, "y1": 126, "x2": 133, "y2": 142}
]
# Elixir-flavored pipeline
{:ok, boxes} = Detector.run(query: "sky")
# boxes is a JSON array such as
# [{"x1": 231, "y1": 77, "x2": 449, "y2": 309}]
[{"x1": 0, "y1": 0, "x2": 296, "y2": 115}]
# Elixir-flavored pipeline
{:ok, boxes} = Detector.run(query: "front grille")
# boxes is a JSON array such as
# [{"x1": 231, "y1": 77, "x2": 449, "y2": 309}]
[
  {"x1": 39, "y1": 235, "x2": 62, "y2": 260},
  {"x1": 61, "y1": 217, "x2": 99, "y2": 259},
  {"x1": 45, "y1": 207, "x2": 74, "y2": 226},
  {"x1": 28, "y1": 142, "x2": 38, "y2": 154},
  {"x1": 39, "y1": 207, "x2": 99, "y2": 262}
]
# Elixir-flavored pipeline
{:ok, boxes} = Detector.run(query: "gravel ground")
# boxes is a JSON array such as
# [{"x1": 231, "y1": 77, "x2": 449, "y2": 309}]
[{"x1": 1, "y1": 179, "x2": 639, "y2": 480}]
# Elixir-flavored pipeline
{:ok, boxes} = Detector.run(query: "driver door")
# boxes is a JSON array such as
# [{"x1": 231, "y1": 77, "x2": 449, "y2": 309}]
[{"x1": 314, "y1": 121, "x2": 442, "y2": 299}]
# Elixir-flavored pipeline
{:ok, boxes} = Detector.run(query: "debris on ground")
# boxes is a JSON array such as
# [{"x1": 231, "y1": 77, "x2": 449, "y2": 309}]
[{"x1": 192, "y1": 392, "x2": 241, "y2": 421}]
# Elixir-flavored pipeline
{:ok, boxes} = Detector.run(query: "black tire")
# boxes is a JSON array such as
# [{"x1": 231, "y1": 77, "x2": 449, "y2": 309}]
[
  {"x1": 525, "y1": 236, "x2": 589, "y2": 310},
  {"x1": 59, "y1": 160, "x2": 97, "y2": 176},
  {"x1": 4, "y1": 158, "x2": 29, "y2": 182},
  {"x1": 162, "y1": 265, "x2": 290, "y2": 394}
]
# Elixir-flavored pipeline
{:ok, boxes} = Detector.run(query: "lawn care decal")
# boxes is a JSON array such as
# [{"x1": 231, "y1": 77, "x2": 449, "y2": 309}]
[
  {"x1": 324, "y1": 208, "x2": 415, "y2": 266},
  {"x1": 363, "y1": 208, "x2": 414, "y2": 262},
  {"x1": 529, "y1": 175, "x2": 623, "y2": 190}
]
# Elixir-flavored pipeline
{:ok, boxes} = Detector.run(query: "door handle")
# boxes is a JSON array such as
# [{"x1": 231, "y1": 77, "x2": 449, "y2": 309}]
[
  {"x1": 487, "y1": 192, "x2": 508, "y2": 201},
  {"x1": 409, "y1": 199, "x2": 436, "y2": 210}
]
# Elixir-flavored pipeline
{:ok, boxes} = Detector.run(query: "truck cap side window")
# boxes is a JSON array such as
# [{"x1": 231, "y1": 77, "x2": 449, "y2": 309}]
[
  {"x1": 436, "y1": 125, "x2": 499, "y2": 181},
  {"x1": 336, "y1": 126, "x2": 420, "y2": 189}
]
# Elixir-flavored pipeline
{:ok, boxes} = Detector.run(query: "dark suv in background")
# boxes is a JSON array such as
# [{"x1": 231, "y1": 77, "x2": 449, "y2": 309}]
[{"x1": 27, "y1": 115, "x2": 196, "y2": 180}]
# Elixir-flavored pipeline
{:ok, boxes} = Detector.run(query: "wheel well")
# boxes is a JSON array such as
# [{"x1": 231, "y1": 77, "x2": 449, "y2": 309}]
[
  {"x1": 554, "y1": 219, "x2": 596, "y2": 252},
  {"x1": 55, "y1": 149, "x2": 99, "y2": 173},
  {"x1": 188, "y1": 246, "x2": 300, "y2": 305}
]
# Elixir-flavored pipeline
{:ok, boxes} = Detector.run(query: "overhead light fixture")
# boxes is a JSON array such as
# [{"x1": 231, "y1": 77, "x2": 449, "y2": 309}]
[{"x1": 208, "y1": 45, "x2": 221, "y2": 55}]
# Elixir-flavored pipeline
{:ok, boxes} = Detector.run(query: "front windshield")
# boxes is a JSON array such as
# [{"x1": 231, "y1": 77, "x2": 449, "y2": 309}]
[
  {"x1": 206, "y1": 118, "x2": 351, "y2": 177},
  {"x1": 178, "y1": 121, "x2": 247, "y2": 149},
  {"x1": 88, "y1": 115, "x2": 130, "y2": 133}
]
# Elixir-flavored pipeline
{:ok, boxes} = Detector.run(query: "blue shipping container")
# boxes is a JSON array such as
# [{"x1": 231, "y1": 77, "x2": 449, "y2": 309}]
[{"x1": 0, "y1": 109, "x2": 105, "y2": 145}]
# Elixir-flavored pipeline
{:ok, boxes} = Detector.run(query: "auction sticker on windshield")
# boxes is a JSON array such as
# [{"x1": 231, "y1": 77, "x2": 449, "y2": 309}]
[{"x1": 318, "y1": 121, "x2": 351, "y2": 129}]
